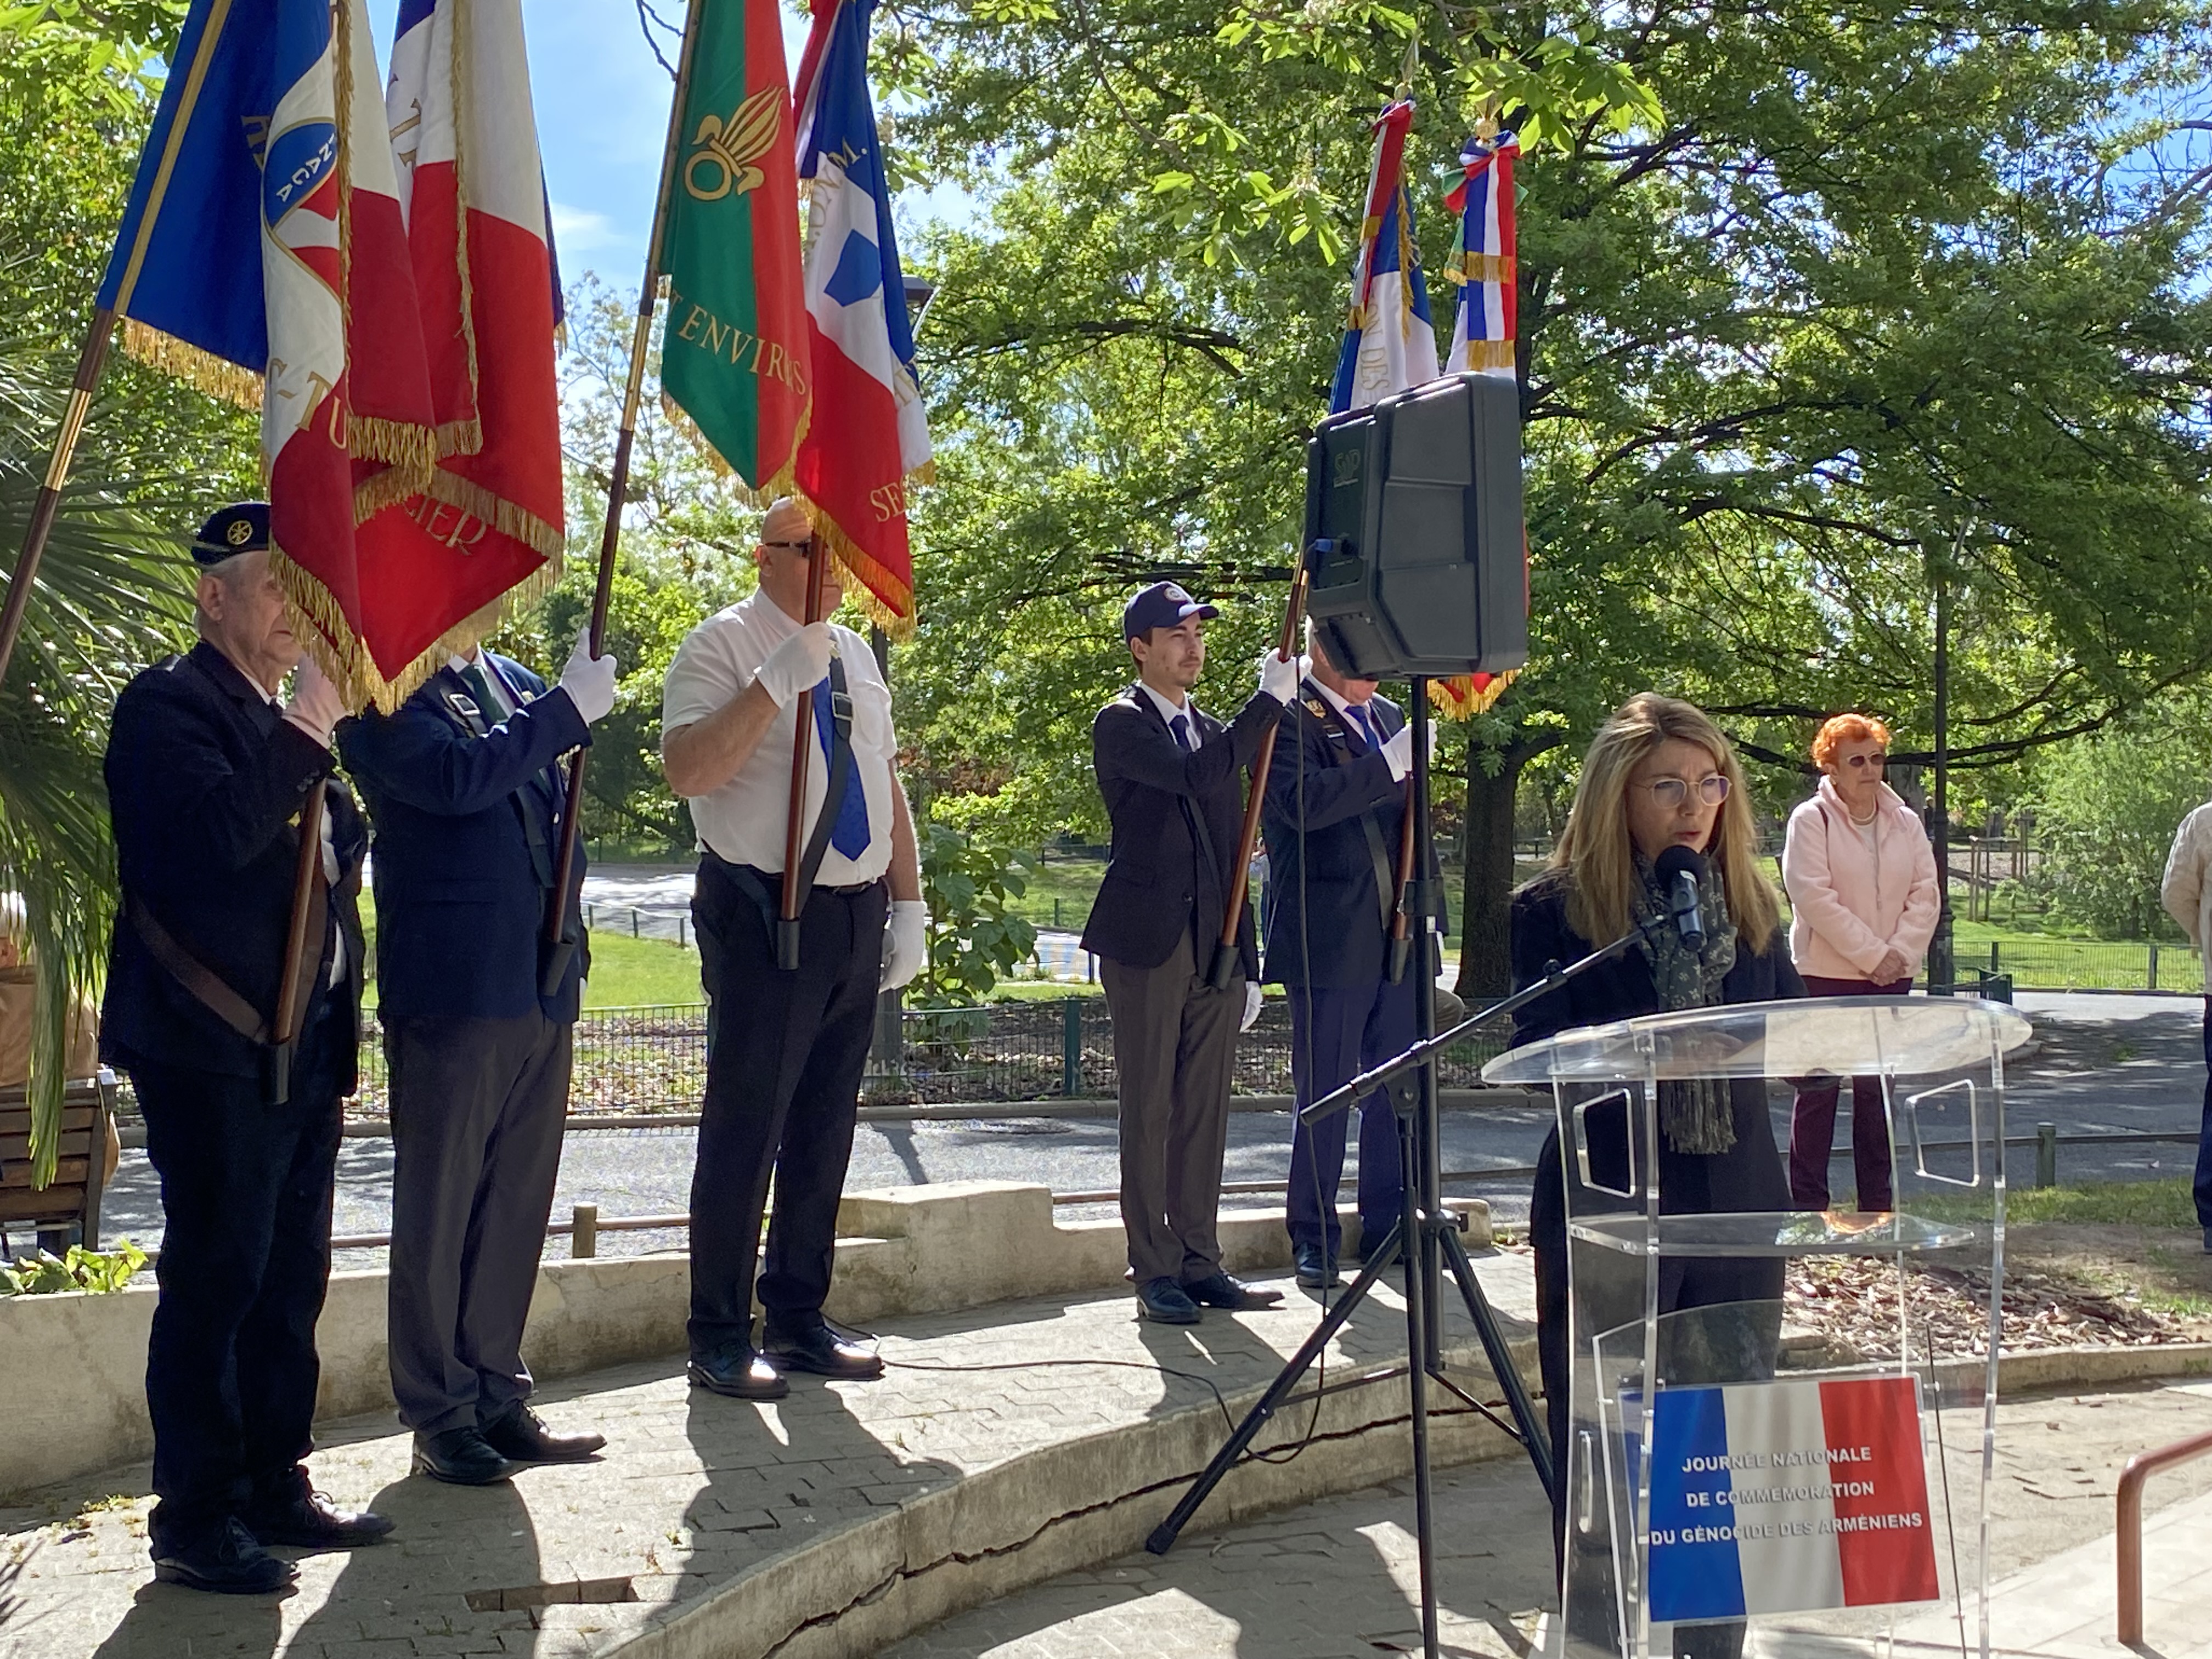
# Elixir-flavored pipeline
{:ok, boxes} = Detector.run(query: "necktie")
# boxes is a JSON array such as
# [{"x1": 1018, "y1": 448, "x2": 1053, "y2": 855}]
[
  {"x1": 461, "y1": 663, "x2": 501, "y2": 725},
  {"x1": 810, "y1": 677, "x2": 871, "y2": 858},
  {"x1": 1170, "y1": 712, "x2": 1192, "y2": 752},
  {"x1": 1346, "y1": 703, "x2": 1375, "y2": 749}
]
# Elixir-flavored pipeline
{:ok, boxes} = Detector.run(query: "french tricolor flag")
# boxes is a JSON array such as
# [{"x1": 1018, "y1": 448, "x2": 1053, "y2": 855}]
[
  {"x1": 1645, "y1": 1376, "x2": 1941, "y2": 1625},
  {"x1": 1443, "y1": 129, "x2": 1519, "y2": 379},
  {"x1": 356, "y1": 0, "x2": 566, "y2": 698},
  {"x1": 792, "y1": 0, "x2": 932, "y2": 628},
  {"x1": 98, "y1": 0, "x2": 439, "y2": 690},
  {"x1": 1329, "y1": 100, "x2": 1440, "y2": 416}
]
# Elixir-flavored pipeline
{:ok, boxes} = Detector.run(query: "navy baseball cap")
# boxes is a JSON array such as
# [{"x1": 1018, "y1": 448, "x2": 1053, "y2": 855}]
[
  {"x1": 190, "y1": 502, "x2": 270, "y2": 566},
  {"x1": 1122, "y1": 581, "x2": 1220, "y2": 641}
]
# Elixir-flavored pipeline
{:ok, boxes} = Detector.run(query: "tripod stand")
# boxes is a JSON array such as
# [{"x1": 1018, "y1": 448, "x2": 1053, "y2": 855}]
[{"x1": 1144, "y1": 675, "x2": 1654, "y2": 1659}]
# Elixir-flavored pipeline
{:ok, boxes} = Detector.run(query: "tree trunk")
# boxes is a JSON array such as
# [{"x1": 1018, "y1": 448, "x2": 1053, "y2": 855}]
[{"x1": 1454, "y1": 736, "x2": 1561, "y2": 1000}]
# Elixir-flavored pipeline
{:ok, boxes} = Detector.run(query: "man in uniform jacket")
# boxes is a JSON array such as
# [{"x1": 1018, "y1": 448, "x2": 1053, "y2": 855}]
[
  {"x1": 1080, "y1": 582, "x2": 1299, "y2": 1324},
  {"x1": 337, "y1": 618, "x2": 617, "y2": 1484},
  {"x1": 103, "y1": 503, "x2": 388, "y2": 1593},
  {"x1": 1259, "y1": 629, "x2": 1433, "y2": 1289}
]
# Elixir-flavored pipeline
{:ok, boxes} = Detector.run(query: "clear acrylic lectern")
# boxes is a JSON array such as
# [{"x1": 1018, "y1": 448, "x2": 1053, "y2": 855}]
[{"x1": 1483, "y1": 996, "x2": 2032, "y2": 1659}]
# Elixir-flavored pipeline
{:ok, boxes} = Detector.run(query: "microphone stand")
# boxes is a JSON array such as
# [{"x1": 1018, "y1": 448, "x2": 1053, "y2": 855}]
[{"x1": 1150, "y1": 702, "x2": 1661, "y2": 1657}]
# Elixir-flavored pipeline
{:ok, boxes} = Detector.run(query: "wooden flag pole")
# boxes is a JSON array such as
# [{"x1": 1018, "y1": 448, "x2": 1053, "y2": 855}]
[
  {"x1": 775, "y1": 548, "x2": 829, "y2": 971},
  {"x1": 1386, "y1": 773, "x2": 1418, "y2": 983},
  {"x1": 0, "y1": 310, "x2": 115, "y2": 689},
  {"x1": 541, "y1": 0, "x2": 704, "y2": 997},
  {"x1": 1209, "y1": 561, "x2": 1310, "y2": 991},
  {"x1": 265, "y1": 779, "x2": 328, "y2": 1104}
]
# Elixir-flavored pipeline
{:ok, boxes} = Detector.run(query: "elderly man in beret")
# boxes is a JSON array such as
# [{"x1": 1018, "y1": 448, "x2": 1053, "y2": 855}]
[{"x1": 102, "y1": 503, "x2": 386, "y2": 1594}]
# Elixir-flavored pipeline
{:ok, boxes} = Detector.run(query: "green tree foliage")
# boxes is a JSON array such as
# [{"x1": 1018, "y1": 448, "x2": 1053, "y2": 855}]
[
  {"x1": 2027, "y1": 693, "x2": 2212, "y2": 940},
  {"x1": 912, "y1": 820, "x2": 1039, "y2": 1005},
  {"x1": 877, "y1": 0, "x2": 2212, "y2": 993},
  {"x1": 2, "y1": 1, "x2": 259, "y2": 1174}
]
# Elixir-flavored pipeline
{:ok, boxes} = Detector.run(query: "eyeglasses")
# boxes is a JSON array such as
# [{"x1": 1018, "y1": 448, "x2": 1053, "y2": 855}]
[
  {"x1": 761, "y1": 538, "x2": 815, "y2": 555},
  {"x1": 1635, "y1": 774, "x2": 1730, "y2": 809},
  {"x1": 1844, "y1": 753, "x2": 1888, "y2": 769}
]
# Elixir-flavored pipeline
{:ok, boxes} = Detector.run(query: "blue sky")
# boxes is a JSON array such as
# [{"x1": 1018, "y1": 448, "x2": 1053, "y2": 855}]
[{"x1": 364, "y1": 1, "x2": 969, "y2": 292}]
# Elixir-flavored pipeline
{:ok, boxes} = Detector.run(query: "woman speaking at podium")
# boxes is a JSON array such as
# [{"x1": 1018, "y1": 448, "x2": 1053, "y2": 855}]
[{"x1": 1506, "y1": 694, "x2": 1803, "y2": 1620}]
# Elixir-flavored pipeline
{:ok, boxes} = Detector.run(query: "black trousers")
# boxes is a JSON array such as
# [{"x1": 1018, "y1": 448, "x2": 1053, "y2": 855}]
[
  {"x1": 385, "y1": 1011, "x2": 572, "y2": 1435},
  {"x1": 130, "y1": 997, "x2": 348, "y2": 1551},
  {"x1": 688, "y1": 860, "x2": 887, "y2": 1356}
]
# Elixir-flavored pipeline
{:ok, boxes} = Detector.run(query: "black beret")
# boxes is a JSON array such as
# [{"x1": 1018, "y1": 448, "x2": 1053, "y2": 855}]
[{"x1": 190, "y1": 502, "x2": 270, "y2": 566}]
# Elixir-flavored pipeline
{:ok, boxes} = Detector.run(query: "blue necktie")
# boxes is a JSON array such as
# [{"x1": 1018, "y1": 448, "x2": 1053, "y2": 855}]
[
  {"x1": 1170, "y1": 712, "x2": 1193, "y2": 752},
  {"x1": 810, "y1": 677, "x2": 871, "y2": 857},
  {"x1": 1346, "y1": 703, "x2": 1375, "y2": 749}
]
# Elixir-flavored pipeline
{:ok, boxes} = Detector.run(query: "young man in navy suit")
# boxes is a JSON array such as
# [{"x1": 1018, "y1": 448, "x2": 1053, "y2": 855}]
[
  {"x1": 1260, "y1": 628, "x2": 1433, "y2": 1289},
  {"x1": 338, "y1": 615, "x2": 618, "y2": 1484},
  {"x1": 1081, "y1": 582, "x2": 1299, "y2": 1324}
]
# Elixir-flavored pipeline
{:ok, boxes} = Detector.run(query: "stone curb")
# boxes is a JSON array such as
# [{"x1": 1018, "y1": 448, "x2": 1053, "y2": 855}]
[{"x1": 599, "y1": 1332, "x2": 1538, "y2": 1659}]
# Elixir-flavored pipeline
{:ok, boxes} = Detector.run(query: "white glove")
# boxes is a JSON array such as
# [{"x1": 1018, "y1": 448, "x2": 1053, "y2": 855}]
[
  {"x1": 755, "y1": 622, "x2": 836, "y2": 707},
  {"x1": 1379, "y1": 719, "x2": 1438, "y2": 783},
  {"x1": 1259, "y1": 648, "x2": 1299, "y2": 705},
  {"x1": 1240, "y1": 981, "x2": 1263, "y2": 1031},
  {"x1": 557, "y1": 625, "x2": 619, "y2": 724},
  {"x1": 881, "y1": 899, "x2": 928, "y2": 991},
  {"x1": 282, "y1": 652, "x2": 345, "y2": 748}
]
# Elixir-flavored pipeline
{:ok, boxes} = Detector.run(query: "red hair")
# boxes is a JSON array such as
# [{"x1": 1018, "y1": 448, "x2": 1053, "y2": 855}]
[{"x1": 1812, "y1": 712, "x2": 1891, "y2": 772}]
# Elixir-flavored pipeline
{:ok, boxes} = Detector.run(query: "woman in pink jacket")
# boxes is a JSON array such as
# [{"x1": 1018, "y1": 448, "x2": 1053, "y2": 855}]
[{"x1": 1779, "y1": 713, "x2": 1940, "y2": 1211}]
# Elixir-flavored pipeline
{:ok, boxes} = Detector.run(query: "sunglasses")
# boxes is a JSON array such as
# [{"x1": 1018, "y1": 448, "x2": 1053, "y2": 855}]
[
  {"x1": 1635, "y1": 774, "x2": 1730, "y2": 809},
  {"x1": 762, "y1": 538, "x2": 816, "y2": 555},
  {"x1": 1844, "y1": 752, "x2": 1888, "y2": 769}
]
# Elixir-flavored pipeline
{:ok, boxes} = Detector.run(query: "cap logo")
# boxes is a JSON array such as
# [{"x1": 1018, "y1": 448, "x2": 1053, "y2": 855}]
[{"x1": 227, "y1": 518, "x2": 253, "y2": 546}]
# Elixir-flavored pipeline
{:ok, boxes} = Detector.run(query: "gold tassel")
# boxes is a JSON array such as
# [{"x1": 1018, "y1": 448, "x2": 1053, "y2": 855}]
[{"x1": 117, "y1": 320, "x2": 263, "y2": 411}]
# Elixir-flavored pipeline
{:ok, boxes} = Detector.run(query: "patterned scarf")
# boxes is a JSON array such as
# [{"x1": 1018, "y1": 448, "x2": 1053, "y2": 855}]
[{"x1": 1630, "y1": 856, "x2": 1740, "y2": 1154}]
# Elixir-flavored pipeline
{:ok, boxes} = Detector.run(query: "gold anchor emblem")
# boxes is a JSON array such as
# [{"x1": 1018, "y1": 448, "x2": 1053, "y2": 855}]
[{"x1": 683, "y1": 86, "x2": 782, "y2": 202}]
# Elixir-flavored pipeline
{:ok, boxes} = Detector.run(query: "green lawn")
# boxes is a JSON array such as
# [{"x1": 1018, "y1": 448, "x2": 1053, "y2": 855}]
[{"x1": 360, "y1": 919, "x2": 703, "y2": 1011}]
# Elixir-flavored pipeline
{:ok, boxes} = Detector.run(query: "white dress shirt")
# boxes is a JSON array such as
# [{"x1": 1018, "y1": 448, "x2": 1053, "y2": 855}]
[
  {"x1": 1310, "y1": 678, "x2": 1408, "y2": 781},
  {"x1": 661, "y1": 590, "x2": 898, "y2": 884},
  {"x1": 1136, "y1": 680, "x2": 1204, "y2": 749}
]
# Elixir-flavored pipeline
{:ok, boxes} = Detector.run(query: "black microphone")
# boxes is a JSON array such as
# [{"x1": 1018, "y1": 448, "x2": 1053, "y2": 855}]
[{"x1": 1654, "y1": 845, "x2": 1706, "y2": 949}]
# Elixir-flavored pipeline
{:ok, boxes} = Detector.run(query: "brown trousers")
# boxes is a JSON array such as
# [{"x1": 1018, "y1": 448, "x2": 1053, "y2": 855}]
[{"x1": 1099, "y1": 928, "x2": 1243, "y2": 1284}]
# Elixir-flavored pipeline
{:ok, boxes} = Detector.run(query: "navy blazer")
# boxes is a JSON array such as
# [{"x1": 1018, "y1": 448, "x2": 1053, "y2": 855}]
[
  {"x1": 337, "y1": 654, "x2": 591, "y2": 1023},
  {"x1": 1259, "y1": 685, "x2": 1447, "y2": 987},
  {"x1": 1079, "y1": 685, "x2": 1277, "y2": 978},
  {"x1": 101, "y1": 642, "x2": 366, "y2": 1082}
]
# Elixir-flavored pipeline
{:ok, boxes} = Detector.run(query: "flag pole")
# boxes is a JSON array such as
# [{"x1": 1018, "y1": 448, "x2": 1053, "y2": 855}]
[
  {"x1": 541, "y1": 0, "x2": 705, "y2": 996},
  {"x1": 0, "y1": 311, "x2": 116, "y2": 688},
  {"x1": 1209, "y1": 559, "x2": 1310, "y2": 991},
  {"x1": 776, "y1": 549, "x2": 829, "y2": 971}
]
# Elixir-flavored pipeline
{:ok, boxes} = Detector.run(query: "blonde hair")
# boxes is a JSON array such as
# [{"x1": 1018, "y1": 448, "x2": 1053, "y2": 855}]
[{"x1": 1547, "y1": 693, "x2": 1781, "y2": 952}]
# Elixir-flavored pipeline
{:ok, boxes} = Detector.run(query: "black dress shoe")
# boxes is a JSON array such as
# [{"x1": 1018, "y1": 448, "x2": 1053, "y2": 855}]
[
  {"x1": 241, "y1": 1491, "x2": 394, "y2": 1549},
  {"x1": 481, "y1": 1403, "x2": 606, "y2": 1463},
  {"x1": 764, "y1": 1320, "x2": 887, "y2": 1379},
  {"x1": 151, "y1": 1517, "x2": 297, "y2": 1595},
  {"x1": 1293, "y1": 1242, "x2": 1341, "y2": 1289},
  {"x1": 1135, "y1": 1276, "x2": 1201, "y2": 1324},
  {"x1": 410, "y1": 1426, "x2": 522, "y2": 1486},
  {"x1": 1182, "y1": 1270, "x2": 1285, "y2": 1311},
  {"x1": 688, "y1": 1342, "x2": 791, "y2": 1399}
]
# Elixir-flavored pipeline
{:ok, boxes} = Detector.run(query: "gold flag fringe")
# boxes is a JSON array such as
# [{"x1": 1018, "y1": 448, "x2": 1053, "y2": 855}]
[
  {"x1": 273, "y1": 540, "x2": 561, "y2": 716},
  {"x1": 793, "y1": 486, "x2": 924, "y2": 638},
  {"x1": 1453, "y1": 339, "x2": 1516, "y2": 371},
  {"x1": 437, "y1": 416, "x2": 484, "y2": 460},
  {"x1": 117, "y1": 319, "x2": 263, "y2": 410},
  {"x1": 420, "y1": 469, "x2": 567, "y2": 561},
  {"x1": 658, "y1": 392, "x2": 808, "y2": 508},
  {"x1": 1427, "y1": 668, "x2": 1516, "y2": 720}
]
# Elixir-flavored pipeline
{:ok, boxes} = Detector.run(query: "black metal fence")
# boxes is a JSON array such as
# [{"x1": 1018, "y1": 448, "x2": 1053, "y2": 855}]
[{"x1": 336, "y1": 997, "x2": 1508, "y2": 1118}]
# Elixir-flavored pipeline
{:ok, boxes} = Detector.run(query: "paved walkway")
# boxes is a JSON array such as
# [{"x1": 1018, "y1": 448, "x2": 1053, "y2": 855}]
[
  {"x1": 0, "y1": 1256, "x2": 1536, "y2": 1659},
  {"x1": 877, "y1": 1380, "x2": 2212, "y2": 1659}
]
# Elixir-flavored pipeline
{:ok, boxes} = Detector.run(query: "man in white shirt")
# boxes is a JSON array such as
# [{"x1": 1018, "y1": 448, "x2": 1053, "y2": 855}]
[
  {"x1": 662, "y1": 499, "x2": 927, "y2": 1396},
  {"x1": 2158, "y1": 803, "x2": 2212, "y2": 1255}
]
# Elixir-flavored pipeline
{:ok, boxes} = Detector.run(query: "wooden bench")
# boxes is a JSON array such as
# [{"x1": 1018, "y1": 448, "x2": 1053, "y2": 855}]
[{"x1": 0, "y1": 1072, "x2": 120, "y2": 1255}]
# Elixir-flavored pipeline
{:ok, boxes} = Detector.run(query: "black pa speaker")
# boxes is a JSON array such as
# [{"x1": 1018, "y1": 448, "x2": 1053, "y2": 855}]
[{"x1": 1302, "y1": 371, "x2": 1527, "y2": 681}]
